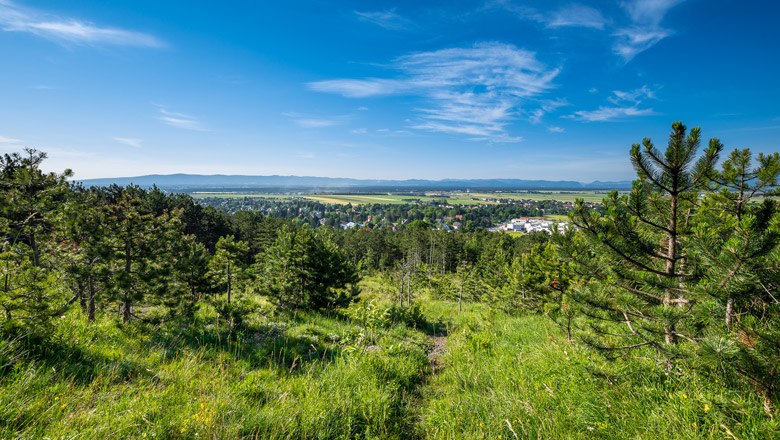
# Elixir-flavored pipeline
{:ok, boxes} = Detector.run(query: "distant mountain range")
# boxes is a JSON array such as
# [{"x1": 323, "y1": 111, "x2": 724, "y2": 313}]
[{"x1": 78, "y1": 174, "x2": 633, "y2": 191}]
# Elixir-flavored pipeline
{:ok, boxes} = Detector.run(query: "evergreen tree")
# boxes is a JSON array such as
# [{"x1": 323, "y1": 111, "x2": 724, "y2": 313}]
[
  {"x1": 103, "y1": 188, "x2": 182, "y2": 323},
  {"x1": 61, "y1": 188, "x2": 112, "y2": 321},
  {"x1": 569, "y1": 122, "x2": 721, "y2": 358},
  {"x1": 259, "y1": 226, "x2": 358, "y2": 310},
  {"x1": 208, "y1": 235, "x2": 250, "y2": 305},
  {"x1": 0, "y1": 149, "x2": 72, "y2": 336},
  {"x1": 691, "y1": 149, "x2": 780, "y2": 414}
]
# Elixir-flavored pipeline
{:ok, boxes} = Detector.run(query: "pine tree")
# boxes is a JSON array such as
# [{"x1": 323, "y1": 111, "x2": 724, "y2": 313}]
[
  {"x1": 569, "y1": 122, "x2": 721, "y2": 358},
  {"x1": 207, "y1": 235, "x2": 249, "y2": 306},
  {"x1": 0, "y1": 149, "x2": 72, "y2": 336},
  {"x1": 691, "y1": 148, "x2": 780, "y2": 414},
  {"x1": 259, "y1": 226, "x2": 358, "y2": 310}
]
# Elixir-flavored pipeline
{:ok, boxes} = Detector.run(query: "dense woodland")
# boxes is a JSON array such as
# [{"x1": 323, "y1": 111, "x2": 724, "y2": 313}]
[{"x1": 1, "y1": 122, "x2": 779, "y2": 438}]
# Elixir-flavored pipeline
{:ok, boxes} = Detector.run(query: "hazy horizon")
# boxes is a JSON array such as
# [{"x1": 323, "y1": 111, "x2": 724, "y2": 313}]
[{"x1": 1, "y1": 0, "x2": 779, "y2": 181}]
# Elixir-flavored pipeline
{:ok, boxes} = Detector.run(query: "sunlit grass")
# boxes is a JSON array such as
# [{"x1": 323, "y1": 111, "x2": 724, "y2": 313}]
[{"x1": 1, "y1": 293, "x2": 775, "y2": 438}]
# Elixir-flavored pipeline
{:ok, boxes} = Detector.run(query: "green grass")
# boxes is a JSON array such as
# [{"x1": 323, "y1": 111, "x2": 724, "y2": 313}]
[
  {"x1": 0, "y1": 303, "x2": 431, "y2": 439},
  {"x1": 1, "y1": 289, "x2": 775, "y2": 438},
  {"x1": 416, "y1": 299, "x2": 777, "y2": 439}
]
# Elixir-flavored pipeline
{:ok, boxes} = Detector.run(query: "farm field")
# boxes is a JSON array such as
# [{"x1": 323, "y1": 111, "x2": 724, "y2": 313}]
[{"x1": 190, "y1": 191, "x2": 612, "y2": 205}]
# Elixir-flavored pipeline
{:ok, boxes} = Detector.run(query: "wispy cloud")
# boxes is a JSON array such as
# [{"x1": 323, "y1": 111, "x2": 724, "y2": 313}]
[
  {"x1": 613, "y1": 0, "x2": 684, "y2": 61},
  {"x1": 490, "y1": 1, "x2": 608, "y2": 30},
  {"x1": 548, "y1": 126, "x2": 565, "y2": 133},
  {"x1": 0, "y1": 0, "x2": 164, "y2": 47},
  {"x1": 354, "y1": 9, "x2": 414, "y2": 31},
  {"x1": 0, "y1": 134, "x2": 21, "y2": 145},
  {"x1": 28, "y1": 84, "x2": 58, "y2": 90},
  {"x1": 529, "y1": 98, "x2": 568, "y2": 124},
  {"x1": 282, "y1": 112, "x2": 348, "y2": 128},
  {"x1": 547, "y1": 4, "x2": 610, "y2": 29},
  {"x1": 113, "y1": 137, "x2": 143, "y2": 148},
  {"x1": 566, "y1": 85, "x2": 656, "y2": 122},
  {"x1": 309, "y1": 42, "x2": 559, "y2": 143},
  {"x1": 607, "y1": 85, "x2": 656, "y2": 105},
  {"x1": 157, "y1": 107, "x2": 207, "y2": 131},
  {"x1": 491, "y1": 0, "x2": 683, "y2": 62},
  {"x1": 566, "y1": 106, "x2": 653, "y2": 122}
]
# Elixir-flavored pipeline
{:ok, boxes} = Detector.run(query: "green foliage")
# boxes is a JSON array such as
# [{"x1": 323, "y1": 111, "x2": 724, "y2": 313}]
[
  {"x1": 569, "y1": 122, "x2": 723, "y2": 355},
  {"x1": 259, "y1": 226, "x2": 360, "y2": 310},
  {"x1": 0, "y1": 149, "x2": 72, "y2": 337}
]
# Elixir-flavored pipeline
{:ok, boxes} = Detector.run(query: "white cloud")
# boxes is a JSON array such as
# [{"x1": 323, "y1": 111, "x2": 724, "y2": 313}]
[
  {"x1": 566, "y1": 106, "x2": 653, "y2": 122},
  {"x1": 567, "y1": 85, "x2": 656, "y2": 122},
  {"x1": 621, "y1": 0, "x2": 684, "y2": 24},
  {"x1": 113, "y1": 137, "x2": 143, "y2": 148},
  {"x1": 157, "y1": 108, "x2": 207, "y2": 131},
  {"x1": 492, "y1": 0, "x2": 684, "y2": 62},
  {"x1": 548, "y1": 126, "x2": 565, "y2": 133},
  {"x1": 282, "y1": 112, "x2": 348, "y2": 128},
  {"x1": 529, "y1": 98, "x2": 568, "y2": 124},
  {"x1": 490, "y1": 1, "x2": 608, "y2": 30},
  {"x1": 0, "y1": 134, "x2": 21, "y2": 145},
  {"x1": 308, "y1": 78, "x2": 409, "y2": 98},
  {"x1": 309, "y1": 42, "x2": 560, "y2": 143},
  {"x1": 613, "y1": 0, "x2": 684, "y2": 61},
  {"x1": 547, "y1": 4, "x2": 609, "y2": 29},
  {"x1": 0, "y1": 0, "x2": 164, "y2": 47},
  {"x1": 354, "y1": 9, "x2": 413, "y2": 31},
  {"x1": 607, "y1": 85, "x2": 656, "y2": 105}
]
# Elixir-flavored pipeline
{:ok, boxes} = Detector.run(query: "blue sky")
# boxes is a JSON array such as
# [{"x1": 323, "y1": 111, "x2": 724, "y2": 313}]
[{"x1": 0, "y1": 0, "x2": 778, "y2": 181}]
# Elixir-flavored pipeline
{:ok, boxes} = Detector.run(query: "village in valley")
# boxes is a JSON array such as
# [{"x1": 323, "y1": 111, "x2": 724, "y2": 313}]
[{"x1": 489, "y1": 217, "x2": 569, "y2": 234}]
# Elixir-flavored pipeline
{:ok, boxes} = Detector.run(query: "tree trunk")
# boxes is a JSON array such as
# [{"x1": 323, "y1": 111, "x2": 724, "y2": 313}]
[
  {"x1": 226, "y1": 262, "x2": 232, "y2": 305},
  {"x1": 77, "y1": 280, "x2": 87, "y2": 312},
  {"x1": 87, "y1": 275, "x2": 96, "y2": 321},
  {"x1": 122, "y1": 239, "x2": 132, "y2": 324},
  {"x1": 122, "y1": 298, "x2": 131, "y2": 323},
  {"x1": 459, "y1": 282, "x2": 463, "y2": 313},
  {"x1": 664, "y1": 193, "x2": 679, "y2": 345},
  {"x1": 725, "y1": 297, "x2": 734, "y2": 330}
]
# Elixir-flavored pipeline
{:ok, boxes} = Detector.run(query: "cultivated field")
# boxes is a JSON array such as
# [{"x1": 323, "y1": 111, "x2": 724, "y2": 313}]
[{"x1": 190, "y1": 191, "x2": 613, "y2": 205}]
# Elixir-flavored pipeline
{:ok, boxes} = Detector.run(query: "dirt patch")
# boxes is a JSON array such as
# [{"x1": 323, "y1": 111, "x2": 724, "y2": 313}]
[{"x1": 428, "y1": 335, "x2": 447, "y2": 374}]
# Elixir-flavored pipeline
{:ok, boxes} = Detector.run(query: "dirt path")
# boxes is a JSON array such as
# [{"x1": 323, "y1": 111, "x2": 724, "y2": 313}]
[{"x1": 427, "y1": 335, "x2": 447, "y2": 374}]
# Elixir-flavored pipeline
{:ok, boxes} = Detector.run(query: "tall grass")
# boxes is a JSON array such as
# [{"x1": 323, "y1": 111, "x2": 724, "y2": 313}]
[
  {"x1": 0, "y1": 294, "x2": 776, "y2": 438},
  {"x1": 0, "y1": 307, "x2": 429, "y2": 439},
  {"x1": 418, "y1": 300, "x2": 778, "y2": 439}
]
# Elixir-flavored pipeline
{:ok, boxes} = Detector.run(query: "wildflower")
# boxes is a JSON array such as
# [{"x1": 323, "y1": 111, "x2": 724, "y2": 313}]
[
  {"x1": 54, "y1": 396, "x2": 59, "y2": 401},
  {"x1": 681, "y1": 393, "x2": 688, "y2": 400},
  {"x1": 704, "y1": 404, "x2": 711, "y2": 413}
]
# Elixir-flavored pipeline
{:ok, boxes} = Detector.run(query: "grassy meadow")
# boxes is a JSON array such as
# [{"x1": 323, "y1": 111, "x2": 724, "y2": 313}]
[{"x1": 1, "y1": 278, "x2": 774, "y2": 439}]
